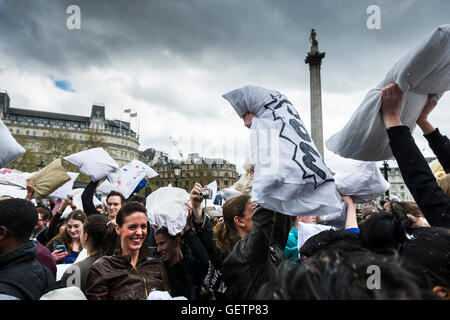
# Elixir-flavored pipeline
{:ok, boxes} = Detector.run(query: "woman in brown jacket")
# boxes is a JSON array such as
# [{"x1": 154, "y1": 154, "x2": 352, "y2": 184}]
[{"x1": 85, "y1": 202, "x2": 171, "y2": 300}]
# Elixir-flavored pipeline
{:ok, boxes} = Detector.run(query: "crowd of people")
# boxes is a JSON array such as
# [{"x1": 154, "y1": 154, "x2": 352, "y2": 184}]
[{"x1": 0, "y1": 82, "x2": 449, "y2": 300}]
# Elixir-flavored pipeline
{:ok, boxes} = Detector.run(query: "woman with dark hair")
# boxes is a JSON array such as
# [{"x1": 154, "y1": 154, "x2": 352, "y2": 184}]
[
  {"x1": 46, "y1": 210, "x2": 87, "y2": 264},
  {"x1": 85, "y1": 202, "x2": 171, "y2": 300},
  {"x1": 59, "y1": 214, "x2": 118, "y2": 292},
  {"x1": 154, "y1": 222, "x2": 209, "y2": 300},
  {"x1": 213, "y1": 193, "x2": 277, "y2": 300}
]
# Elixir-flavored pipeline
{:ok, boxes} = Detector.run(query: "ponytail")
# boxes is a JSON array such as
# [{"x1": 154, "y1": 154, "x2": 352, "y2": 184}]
[
  {"x1": 214, "y1": 221, "x2": 231, "y2": 252},
  {"x1": 101, "y1": 221, "x2": 118, "y2": 256},
  {"x1": 83, "y1": 215, "x2": 118, "y2": 256}
]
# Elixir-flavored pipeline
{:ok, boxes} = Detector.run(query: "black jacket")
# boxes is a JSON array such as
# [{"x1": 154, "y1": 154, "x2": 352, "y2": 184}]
[
  {"x1": 222, "y1": 206, "x2": 277, "y2": 300},
  {"x1": 164, "y1": 229, "x2": 209, "y2": 300},
  {"x1": 387, "y1": 126, "x2": 450, "y2": 228},
  {"x1": 0, "y1": 241, "x2": 56, "y2": 300},
  {"x1": 81, "y1": 180, "x2": 100, "y2": 216}
]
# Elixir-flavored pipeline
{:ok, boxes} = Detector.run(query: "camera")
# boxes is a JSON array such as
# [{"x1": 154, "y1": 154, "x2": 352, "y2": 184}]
[{"x1": 199, "y1": 188, "x2": 213, "y2": 199}]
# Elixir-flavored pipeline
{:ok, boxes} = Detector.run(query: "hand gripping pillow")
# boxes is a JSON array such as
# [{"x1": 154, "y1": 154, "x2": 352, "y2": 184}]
[
  {"x1": 0, "y1": 118, "x2": 26, "y2": 168},
  {"x1": 64, "y1": 147, "x2": 120, "y2": 182},
  {"x1": 28, "y1": 158, "x2": 71, "y2": 202},
  {"x1": 326, "y1": 25, "x2": 450, "y2": 161},
  {"x1": 223, "y1": 85, "x2": 342, "y2": 217},
  {"x1": 146, "y1": 186, "x2": 190, "y2": 236}
]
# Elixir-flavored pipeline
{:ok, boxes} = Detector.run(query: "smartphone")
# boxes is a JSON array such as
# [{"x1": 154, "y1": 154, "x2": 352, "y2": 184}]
[{"x1": 56, "y1": 244, "x2": 67, "y2": 252}]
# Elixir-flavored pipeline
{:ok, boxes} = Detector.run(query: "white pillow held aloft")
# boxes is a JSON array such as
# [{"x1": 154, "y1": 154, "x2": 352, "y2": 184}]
[
  {"x1": 146, "y1": 186, "x2": 190, "y2": 236},
  {"x1": 64, "y1": 147, "x2": 120, "y2": 183},
  {"x1": 49, "y1": 172, "x2": 79, "y2": 199},
  {"x1": 223, "y1": 85, "x2": 342, "y2": 217},
  {"x1": 326, "y1": 25, "x2": 450, "y2": 161},
  {"x1": 334, "y1": 161, "x2": 390, "y2": 203},
  {"x1": 97, "y1": 159, "x2": 157, "y2": 199}
]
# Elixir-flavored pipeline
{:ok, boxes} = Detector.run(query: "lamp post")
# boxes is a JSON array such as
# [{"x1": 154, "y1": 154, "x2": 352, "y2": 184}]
[
  {"x1": 173, "y1": 164, "x2": 181, "y2": 188},
  {"x1": 37, "y1": 160, "x2": 46, "y2": 171},
  {"x1": 383, "y1": 161, "x2": 390, "y2": 197}
]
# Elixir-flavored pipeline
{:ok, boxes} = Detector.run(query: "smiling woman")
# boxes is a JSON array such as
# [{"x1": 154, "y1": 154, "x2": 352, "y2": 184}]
[
  {"x1": 46, "y1": 210, "x2": 87, "y2": 264},
  {"x1": 85, "y1": 202, "x2": 171, "y2": 300}
]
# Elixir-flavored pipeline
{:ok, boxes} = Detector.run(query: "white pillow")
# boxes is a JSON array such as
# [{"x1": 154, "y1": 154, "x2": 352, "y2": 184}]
[
  {"x1": 0, "y1": 118, "x2": 26, "y2": 168},
  {"x1": 97, "y1": 159, "x2": 157, "y2": 199},
  {"x1": 223, "y1": 85, "x2": 278, "y2": 118},
  {"x1": 0, "y1": 168, "x2": 33, "y2": 188},
  {"x1": 64, "y1": 147, "x2": 120, "y2": 182},
  {"x1": 146, "y1": 186, "x2": 190, "y2": 236},
  {"x1": 334, "y1": 161, "x2": 390, "y2": 203},
  {"x1": 223, "y1": 85, "x2": 342, "y2": 217},
  {"x1": 326, "y1": 25, "x2": 450, "y2": 161},
  {"x1": 221, "y1": 186, "x2": 242, "y2": 201},
  {"x1": 49, "y1": 172, "x2": 79, "y2": 199},
  {"x1": 0, "y1": 184, "x2": 27, "y2": 199},
  {"x1": 297, "y1": 222, "x2": 334, "y2": 258}
]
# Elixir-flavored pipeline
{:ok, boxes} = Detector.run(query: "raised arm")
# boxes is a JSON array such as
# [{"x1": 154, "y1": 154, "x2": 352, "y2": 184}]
[
  {"x1": 81, "y1": 180, "x2": 100, "y2": 216},
  {"x1": 342, "y1": 196, "x2": 359, "y2": 232},
  {"x1": 380, "y1": 83, "x2": 450, "y2": 228},
  {"x1": 189, "y1": 183, "x2": 224, "y2": 269},
  {"x1": 416, "y1": 94, "x2": 450, "y2": 172}
]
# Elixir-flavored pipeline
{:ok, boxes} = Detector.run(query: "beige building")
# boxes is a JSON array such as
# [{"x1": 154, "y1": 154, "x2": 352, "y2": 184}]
[
  {"x1": 150, "y1": 153, "x2": 239, "y2": 193},
  {"x1": 378, "y1": 157, "x2": 437, "y2": 202},
  {"x1": 1, "y1": 91, "x2": 140, "y2": 174}
]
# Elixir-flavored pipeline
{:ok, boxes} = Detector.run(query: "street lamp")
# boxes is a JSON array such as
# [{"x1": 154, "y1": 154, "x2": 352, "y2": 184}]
[
  {"x1": 37, "y1": 160, "x2": 46, "y2": 171},
  {"x1": 383, "y1": 161, "x2": 390, "y2": 197},
  {"x1": 173, "y1": 164, "x2": 181, "y2": 187}
]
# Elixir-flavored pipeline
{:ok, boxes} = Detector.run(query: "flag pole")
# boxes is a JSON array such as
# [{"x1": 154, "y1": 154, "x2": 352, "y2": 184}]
[
  {"x1": 120, "y1": 109, "x2": 123, "y2": 135},
  {"x1": 138, "y1": 114, "x2": 140, "y2": 139}
]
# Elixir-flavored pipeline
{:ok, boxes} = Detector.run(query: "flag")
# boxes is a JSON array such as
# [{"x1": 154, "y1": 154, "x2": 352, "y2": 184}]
[
  {"x1": 130, "y1": 112, "x2": 137, "y2": 118},
  {"x1": 124, "y1": 109, "x2": 131, "y2": 113}
]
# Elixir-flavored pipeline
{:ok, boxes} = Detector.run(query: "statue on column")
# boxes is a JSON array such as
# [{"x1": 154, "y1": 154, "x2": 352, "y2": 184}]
[{"x1": 310, "y1": 29, "x2": 318, "y2": 51}]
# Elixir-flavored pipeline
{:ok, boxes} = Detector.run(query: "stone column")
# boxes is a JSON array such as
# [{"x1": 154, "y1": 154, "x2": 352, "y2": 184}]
[{"x1": 305, "y1": 29, "x2": 326, "y2": 158}]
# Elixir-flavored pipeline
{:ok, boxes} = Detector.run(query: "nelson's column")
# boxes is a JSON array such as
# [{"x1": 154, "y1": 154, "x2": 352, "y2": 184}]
[{"x1": 305, "y1": 29, "x2": 326, "y2": 158}]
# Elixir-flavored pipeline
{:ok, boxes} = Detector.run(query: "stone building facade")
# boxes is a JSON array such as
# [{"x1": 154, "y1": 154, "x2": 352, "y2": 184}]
[
  {"x1": 150, "y1": 153, "x2": 239, "y2": 193},
  {"x1": 1, "y1": 91, "x2": 139, "y2": 172}
]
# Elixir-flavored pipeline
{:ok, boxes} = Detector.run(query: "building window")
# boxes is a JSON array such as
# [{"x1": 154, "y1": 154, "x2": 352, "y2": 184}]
[
  {"x1": 26, "y1": 130, "x2": 29, "y2": 136},
  {"x1": 80, "y1": 135, "x2": 83, "y2": 141},
  {"x1": 16, "y1": 129, "x2": 19, "y2": 134},
  {"x1": 33, "y1": 131, "x2": 36, "y2": 136}
]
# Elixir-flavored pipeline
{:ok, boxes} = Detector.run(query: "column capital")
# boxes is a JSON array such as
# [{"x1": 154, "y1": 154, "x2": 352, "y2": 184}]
[{"x1": 305, "y1": 51, "x2": 326, "y2": 67}]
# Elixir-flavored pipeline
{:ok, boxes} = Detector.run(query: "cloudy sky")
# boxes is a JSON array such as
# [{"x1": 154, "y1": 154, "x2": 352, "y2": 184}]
[{"x1": 0, "y1": 0, "x2": 449, "y2": 174}]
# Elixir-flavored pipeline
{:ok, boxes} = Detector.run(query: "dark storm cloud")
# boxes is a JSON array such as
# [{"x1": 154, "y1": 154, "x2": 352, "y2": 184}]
[{"x1": 1, "y1": 0, "x2": 449, "y2": 112}]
